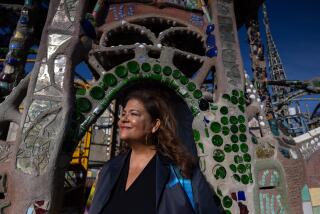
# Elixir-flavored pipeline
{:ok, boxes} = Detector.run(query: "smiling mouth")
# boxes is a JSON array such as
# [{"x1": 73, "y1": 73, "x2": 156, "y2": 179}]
[{"x1": 120, "y1": 126, "x2": 132, "y2": 129}]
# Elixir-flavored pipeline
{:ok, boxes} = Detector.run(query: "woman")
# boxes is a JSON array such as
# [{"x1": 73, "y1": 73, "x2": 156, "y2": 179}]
[{"x1": 89, "y1": 88, "x2": 220, "y2": 214}]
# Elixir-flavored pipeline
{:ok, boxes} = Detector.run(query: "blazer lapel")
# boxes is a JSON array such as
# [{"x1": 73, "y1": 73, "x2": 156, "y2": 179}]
[
  {"x1": 156, "y1": 154, "x2": 170, "y2": 209},
  {"x1": 95, "y1": 151, "x2": 129, "y2": 214}
]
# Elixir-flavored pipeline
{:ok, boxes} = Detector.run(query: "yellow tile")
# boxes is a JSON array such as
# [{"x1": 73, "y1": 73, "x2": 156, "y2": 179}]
[{"x1": 310, "y1": 188, "x2": 320, "y2": 206}]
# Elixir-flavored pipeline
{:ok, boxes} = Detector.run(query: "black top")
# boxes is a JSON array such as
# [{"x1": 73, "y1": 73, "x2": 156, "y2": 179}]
[{"x1": 102, "y1": 153, "x2": 156, "y2": 214}]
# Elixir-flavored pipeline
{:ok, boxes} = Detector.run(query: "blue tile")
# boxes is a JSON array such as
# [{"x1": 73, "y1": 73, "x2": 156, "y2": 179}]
[{"x1": 238, "y1": 191, "x2": 246, "y2": 201}]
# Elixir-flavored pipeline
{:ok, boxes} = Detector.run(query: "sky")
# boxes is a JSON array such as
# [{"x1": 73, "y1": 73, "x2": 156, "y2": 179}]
[{"x1": 238, "y1": 0, "x2": 320, "y2": 114}]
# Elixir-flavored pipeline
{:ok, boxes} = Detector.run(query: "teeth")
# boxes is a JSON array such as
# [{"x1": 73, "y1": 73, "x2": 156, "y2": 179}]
[{"x1": 172, "y1": 21, "x2": 176, "y2": 26}]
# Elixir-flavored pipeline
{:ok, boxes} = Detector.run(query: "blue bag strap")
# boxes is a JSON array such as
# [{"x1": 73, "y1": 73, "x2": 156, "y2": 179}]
[{"x1": 169, "y1": 165, "x2": 196, "y2": 211}]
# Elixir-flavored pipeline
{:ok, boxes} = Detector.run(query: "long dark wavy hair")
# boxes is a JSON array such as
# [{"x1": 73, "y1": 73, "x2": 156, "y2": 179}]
[{"x1": 120, "y1": 86, "x2": 197, "y2": 178}]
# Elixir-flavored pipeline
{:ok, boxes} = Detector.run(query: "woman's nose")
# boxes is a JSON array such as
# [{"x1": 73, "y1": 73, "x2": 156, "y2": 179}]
[{"x1": 120, "y1": 114, "x2": 129, "y2": 122}]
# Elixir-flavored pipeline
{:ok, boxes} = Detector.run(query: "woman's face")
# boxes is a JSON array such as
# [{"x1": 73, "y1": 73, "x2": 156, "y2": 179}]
[{"x1": 118, "y1": 98, "x2": 156, "y2": 144}]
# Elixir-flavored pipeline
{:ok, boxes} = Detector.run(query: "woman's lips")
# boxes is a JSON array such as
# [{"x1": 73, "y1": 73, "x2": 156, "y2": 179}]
[{"x1": 119, "y1": 126, "x2": 132, "y2": 129}]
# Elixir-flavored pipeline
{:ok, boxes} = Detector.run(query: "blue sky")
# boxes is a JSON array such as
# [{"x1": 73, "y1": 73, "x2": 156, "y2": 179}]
[{"x1": 238, "y1": 0, "x2": 320, "y2": 113}]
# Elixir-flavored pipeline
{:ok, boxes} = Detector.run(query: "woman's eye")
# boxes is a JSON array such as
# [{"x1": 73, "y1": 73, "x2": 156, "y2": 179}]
[{"x1": 131, "y1": 112, "x2": 139, "y2": 116}]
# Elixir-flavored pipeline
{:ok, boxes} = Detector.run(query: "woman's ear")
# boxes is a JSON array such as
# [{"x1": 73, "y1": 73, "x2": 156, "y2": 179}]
[{"x1": 152, "y1": 119, "x2": 161, "y2": 133}]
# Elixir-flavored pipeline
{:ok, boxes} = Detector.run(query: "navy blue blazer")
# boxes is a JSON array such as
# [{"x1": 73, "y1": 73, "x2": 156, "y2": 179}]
[{"x1": 89, "y1": 151, "x2": 221, "y2": 214}]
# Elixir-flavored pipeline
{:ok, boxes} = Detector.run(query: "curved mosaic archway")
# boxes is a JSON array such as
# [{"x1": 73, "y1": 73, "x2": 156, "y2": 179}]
[{"x1": 1, "y1": 0, "x2": 311, "y2": 213}]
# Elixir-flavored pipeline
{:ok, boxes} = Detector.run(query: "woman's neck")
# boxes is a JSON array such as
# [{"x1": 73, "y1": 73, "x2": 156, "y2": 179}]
[{"x1": 129, "y1": 142, "x2": 156, "y2": 159}]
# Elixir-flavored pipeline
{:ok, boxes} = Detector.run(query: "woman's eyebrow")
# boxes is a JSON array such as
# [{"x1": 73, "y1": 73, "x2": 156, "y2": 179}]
[{"x1": 123, "y1": 109, "x2": 141, "y2": 113}]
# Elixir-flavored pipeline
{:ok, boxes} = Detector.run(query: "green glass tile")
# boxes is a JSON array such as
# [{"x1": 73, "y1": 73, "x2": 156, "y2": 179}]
[
  {"x1": 234, "y1": 155, "x2": 243, "y2": 163},
  {"x1": 243, "y1": 153, "x2": 251, "y2": 162},
  {"x1": 205, "y1": 127, "x2": 209, "y2": 138},
  {"x1": 115, "y1": 65, "x2": 128, "y2": 78},
  {"x1": 240, "y1": 90, "x2": 244, "y2": 97},
  {"x1": 232, "y1": 144, "x2": 239, "y2": 152},
  {"x1": 222, "y1": 126, "x2": 230, "y2": 135},
  {"x1": 180, "y1": 75, "x2": 189, "y2": 85},
  {"x1": 197, "y1": 142, "x2": 204, "y2": 153},
  {"x1": 239, "y1": 105, "x2": 245, "y2": 113},
  {"x1": 187, "y1": 82, "x2": 196, "y2": 91},
  {"x1": 231, "y1": 135, "x2": 239, "y2": 143},
  {"x1": 237, "y1": 164, "x2": 246, "y2": 174},
  {"x1": 241, "y1": 174, "x2": 249, "y2": 184},
  {"x1": 127, "y1": 61, "x2": 140, "y2": 74},
  {"x1": 89, "y1": 86, "x2": 105, "y2": 100},
  {"x1": 230, "y1": 125, "x2": 238, "y2": 134},
  {"x1": 103, "y1": 73, "x2": 117, "y2": 87},
  {"x1": 232, "y1": 89, "x2": 239, "y2": 97},
  {"x1": 172, "y1": 69, "x2": 181, "y2": 79},
  {"x1": 240, "y1": 143, "x2": 249, "y2": 153},
  {"x1": 210, "y1": 122, "x2": 221, "y2": 133},
  {"x1": 229, "y1": 116, "x2": 238, "y2": 124},
  {"x1": 76, "y1": 97, "x2": 92, "y2": 113},
  {"x1": 217, "y1": 188, "x2": 222, "y2": 196},
  {"x1": 153, "y1": 64, "x2": 162, "y2": 74},
  {"x1": 162, "y1": 66, "x2": 172, "y2": 76},
  {"x1": 238, "y1": 97, "x2": 245, "y2": 105},
  {"x1": 76, "y1": 87, "x2": 86, "y2": 95},
  {"x1": 210, "y1": 104, "x2": 218, "y2": 110},
  {"x1": 141, "y1": 63, "x2": 151, "y2": 72},
  {"x1": 239, "y1": 134, "x2": 247, "y2": 142},
  {"x1": 238, "y1": 115, "x2": 245, "y2": 123},
  {"x1": 230, "y1": 96, "x2": 238, "y2": 104},
  {"x1": 220, "y1": 106, "x2": 228, "y2": 115},
  {"x1": 229, "y1": 164, "x2": 237, "y2": 172},
  {"x1": 224, "y1": 210, "x2": 232, "y2": 214},
  {"x1": 212, "y1": 135, "x2": 223, "y2": 146},
  {"x1": 233, "y1": 174, "x2": 240, "y2": 182},
  {"x1": 213, "y1": 149, "x2": 225, "y2": 162},
  {"x1": 222, "y1": 196, "x2": 232, "y2": 208},
  {"x1": 251, "y1": 136, "x2": 258, "y2": 144},
  {"x1": 221, "y1": 116, "x2": 229, "y2": 125},
  {"x1": 215, "y1": 166, "x2": 226, "y2": 179},
  {"x1": 193, "y1": 90, "x2": 202, "y2": 99},
  {"x1": 193, "y1": 129, "x2": 200, "y2": 141},
  {"x1": 224, "y1": 144, "x2": 232, "y2": 153},
  {"x1": 222, "y1": 94, "x2": 230, "y2": 100},
  {"x1": 239, "y1": 124, "x2": 247, "y2": 133}
]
